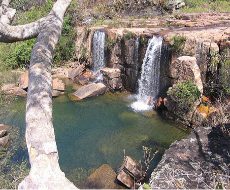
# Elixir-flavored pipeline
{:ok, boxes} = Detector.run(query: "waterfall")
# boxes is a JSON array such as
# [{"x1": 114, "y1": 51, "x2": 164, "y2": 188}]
[
  {"x1": 131, "y1": 36, "x2": 163, "y2": 111},
  {"x1": 134, "y1": 37, "x2": 140, "y2": 80},
  {"x1": 92, "y1": 31, "x2": 106, "y2": 75}
]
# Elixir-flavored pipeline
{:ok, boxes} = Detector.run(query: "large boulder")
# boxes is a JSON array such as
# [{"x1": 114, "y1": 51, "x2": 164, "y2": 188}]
[
  {"x1": 100, "y1": 67, "x2": 123, "y2": 92},
  {"x1": 171, "y1": 56, "x2": 203, "y2": 93},
  {"x1": 149, "y1": 126, "x2": 230, "y2": 189},
  {"x1": 1, "y1": 84, "x2": 17, "y2": 92},
  {"x1": 12, "y1": 87, "x2": 27, "y2": 97},
  {"x1": 69, "y1": 83, "x2": 106, "y2": 100},
  {"x1": 165, "y1": 0, "x2": 185, "y2": 12},
  {"x1": 18, "y1": 72, "x2": 29, "y2": 90}
]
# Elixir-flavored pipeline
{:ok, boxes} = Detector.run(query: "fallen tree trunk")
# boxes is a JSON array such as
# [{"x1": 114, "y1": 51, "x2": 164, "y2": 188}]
[{"x1": 8, "y1": 0, "x2": 78, "y2": 189}]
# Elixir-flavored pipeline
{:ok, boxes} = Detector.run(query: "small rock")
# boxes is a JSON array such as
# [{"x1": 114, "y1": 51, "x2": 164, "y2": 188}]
[
  {"x1": 12, "y1": 87, "x2": 27, "y2": 97},
  {"x1": 68, "y1": 65, "x2": 84, "y2": 80},
  {"x1": 1, "y1": 84, "x2": 17, "y2": 92},
  {"x1": 0, "y1": 130, "x2": 7, "y2": 138},
  {"x1": 18, "y1": 72, "x2": 29, "y2": 90},
  {"x1": 52, "y1": 90, "x2": 62, "y2": 97},
  {"x1": 53, "y1": 78, "x2": 65, "y2": 91},
  {"x1": 0, "y1": 134, "x2": 10, "y2": 148}
]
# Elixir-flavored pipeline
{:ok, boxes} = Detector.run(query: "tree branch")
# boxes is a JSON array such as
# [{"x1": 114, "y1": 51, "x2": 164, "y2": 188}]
[
  {"x1": 0, "y1": 0, "x2": 73, "y2": 42},
  {"x1": 16, "y1": 0, "x2": 78, "y2": 189}
]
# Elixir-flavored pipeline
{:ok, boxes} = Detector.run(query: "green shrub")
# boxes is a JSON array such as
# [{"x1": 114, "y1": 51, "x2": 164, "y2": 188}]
[
  {"x1": 3, "y1": 39, "x2": 35, "y2": 69},
  {"x1": 124, "y1": 31, "x2": 135, "y2": 40},
  {"x1": 178, "y1": 0, "x2": 230, "y2": 13},
  {"x1": 11, "y1": 0, "x2": 54, "y2": 25},
  {"x1": 106, "y1": 38, "x2": 116, "y2": 50},
  {"x1": 167, "y1": 79, "x2": 201, "y2": 112},
  {"x1": 53, "y1": 13, "x2": 77, "y2": 64},
  {"x1": 169, "y1": 35, "x2": 186, "y2": 55}
]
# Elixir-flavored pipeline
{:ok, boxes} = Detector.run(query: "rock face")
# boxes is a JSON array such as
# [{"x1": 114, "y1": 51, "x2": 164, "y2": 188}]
[
  {"x1": 171, "y1": 56, "x2": 203, "y2": 93},
  {"x1": 79, "y1": 164, "x2": 120, "y2": 189},
  {"x1": 149, "y1": 126, "x2": 230, "y2": 189},
  {"x1": 70, "y1": 83, "x2": 106, "y2": 100},
  {"x1": 100, "y1": 67, "x2": 123, "y2": 92}
]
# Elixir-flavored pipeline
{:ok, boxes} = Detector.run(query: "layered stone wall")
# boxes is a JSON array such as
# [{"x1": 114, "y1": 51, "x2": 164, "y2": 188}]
[{"x1": 74, "y1": 26, "x2": 230, "y2": 97}]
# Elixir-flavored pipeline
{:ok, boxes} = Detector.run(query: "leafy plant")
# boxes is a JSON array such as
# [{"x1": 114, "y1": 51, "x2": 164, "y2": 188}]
[
  {"x1": 3, "y1": 39, "x2": 35, "y2": 69},
  {"x1": 167, "y1": 79, "x2": 201, "y2": 112},
  {"x1": 106, "y1": 38, "x2": 116, "y2": 50},
  {"x1": 124, "y1": 31, "x2": 135, "y2": 40},
  {"x1": 169, "y1": 35, "x2": 186, "y2": 55},
  {"x1": 53, "y1": 3, "x2": 78, "y2": 64}
]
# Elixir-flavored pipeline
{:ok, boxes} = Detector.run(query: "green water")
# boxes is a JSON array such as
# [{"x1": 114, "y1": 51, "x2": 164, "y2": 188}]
[{"x1": 0, "y1": 79, "x2": 190, "y2": 185}]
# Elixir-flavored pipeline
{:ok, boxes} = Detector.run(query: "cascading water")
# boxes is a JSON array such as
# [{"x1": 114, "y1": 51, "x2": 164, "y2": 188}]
[
  {"x1": 92, "y1": 30, "x2": 106, "y2": 82},
  {"x1": 134, "y1": 36, "x2": 140, "y2": 80},
  {"x1": 131, "y1": 36, "x2": 163, "y2": 112}
]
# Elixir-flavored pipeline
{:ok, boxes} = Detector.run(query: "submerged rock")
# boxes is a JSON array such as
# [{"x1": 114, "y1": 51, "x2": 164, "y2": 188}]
[
  {"x1": 0, "y1": 124, "x2": 10, "y2": 148},
  {"x1": 69, "y1": 83, "x2": 106, "y2": 100},
  {"x1": 78, "y1": 164, "x2": 120, "y2": 189}
]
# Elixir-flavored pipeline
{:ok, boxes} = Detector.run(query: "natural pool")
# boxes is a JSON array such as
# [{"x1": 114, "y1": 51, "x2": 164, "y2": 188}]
[{"x1": 0, "y1": 79, "x2": 190, "y2": 185}]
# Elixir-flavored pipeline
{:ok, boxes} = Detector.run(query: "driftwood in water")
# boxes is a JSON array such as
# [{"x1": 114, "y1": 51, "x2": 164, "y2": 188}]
[{"x1": 117, "y1": 156, "x2": 149, "y2": 189}]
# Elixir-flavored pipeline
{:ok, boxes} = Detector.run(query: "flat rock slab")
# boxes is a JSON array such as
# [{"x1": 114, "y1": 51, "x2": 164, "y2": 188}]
[{"x1": 70, "y1": 83, "x2": 106, "y2": 100}]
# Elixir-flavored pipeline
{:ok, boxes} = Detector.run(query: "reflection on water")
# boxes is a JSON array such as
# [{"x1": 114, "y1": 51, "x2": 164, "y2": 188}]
[{"x1": 0, "y1": 80, "x2": 190, "y2": 186}]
